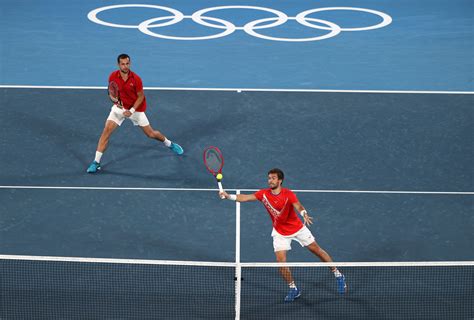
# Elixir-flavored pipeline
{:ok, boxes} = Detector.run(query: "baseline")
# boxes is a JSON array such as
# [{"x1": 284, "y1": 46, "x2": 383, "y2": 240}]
[{"x1": 0, "y1": 85, "x2": 473, "y2": 95}]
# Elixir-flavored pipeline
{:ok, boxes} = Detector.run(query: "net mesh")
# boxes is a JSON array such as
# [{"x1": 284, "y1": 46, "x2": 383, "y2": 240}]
[
  {"x1": 1, "y1": 258, "x2": 473, "y2": 319},
  {"x1": 1, "y1": 258, "x2": 235, "y2": 319},
  {"x1": 239, "y1": 264, "x2": 474, "y2": 319}
]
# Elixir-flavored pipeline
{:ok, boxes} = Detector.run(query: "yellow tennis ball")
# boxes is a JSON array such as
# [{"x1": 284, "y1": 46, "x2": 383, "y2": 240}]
[{"x1": 216, "y1": 173, "x2": 223, "y2": 180}]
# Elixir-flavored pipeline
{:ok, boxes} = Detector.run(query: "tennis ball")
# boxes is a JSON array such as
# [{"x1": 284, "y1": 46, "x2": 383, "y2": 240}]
[{"x1": 216, "y1": 173, "x2": 223, "y2": 180}]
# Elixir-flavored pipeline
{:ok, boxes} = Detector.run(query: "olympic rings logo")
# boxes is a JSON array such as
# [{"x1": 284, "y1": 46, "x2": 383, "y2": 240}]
[{"x1": 87, "y1": 5, "x2": 392, "y2": 42}]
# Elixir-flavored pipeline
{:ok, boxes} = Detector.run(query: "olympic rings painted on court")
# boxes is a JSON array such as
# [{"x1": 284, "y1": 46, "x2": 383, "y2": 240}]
[{"x1": 87, "y1": 4, "x2": 392, "y2": 42}]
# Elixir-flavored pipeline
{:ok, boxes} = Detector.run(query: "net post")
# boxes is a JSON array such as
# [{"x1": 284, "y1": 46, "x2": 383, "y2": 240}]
[{"x1": 235, "y1": 190, "x2": 241, "y2": 320}]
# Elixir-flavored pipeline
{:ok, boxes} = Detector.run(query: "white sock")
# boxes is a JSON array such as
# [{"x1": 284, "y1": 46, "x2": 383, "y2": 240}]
[
  {"x1": 333, "y1": 269, "x2": 342, "y2": 278},
  {"x1": 94, "y1": 151, "x2": 103, "y2": 163},
  {"x1": 289, "y1": 281, "x2": 297, "y2": 289},
  {"x1": 163, "y1": 138, "x2": 172, "y2": 147}
]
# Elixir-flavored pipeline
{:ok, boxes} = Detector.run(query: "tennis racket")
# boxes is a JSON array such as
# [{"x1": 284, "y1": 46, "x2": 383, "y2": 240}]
[
  {"x1": 203, "y1": 146, "x2": 225, "y2": 199},
  {"x1": 108, "y1": 80, "x2": 122, "y2": 108}
]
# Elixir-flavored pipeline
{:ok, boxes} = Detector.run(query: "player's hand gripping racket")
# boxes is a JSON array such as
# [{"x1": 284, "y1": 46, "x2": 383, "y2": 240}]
[
  {"x1": 108, "y1": 81, "x2": 122, "y2": 108},
  {"x1": 203, "y1": 146, "x2": 225, "y2": 199}
]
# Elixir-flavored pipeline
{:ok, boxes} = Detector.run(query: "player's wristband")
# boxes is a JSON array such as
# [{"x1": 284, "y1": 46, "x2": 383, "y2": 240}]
[
  {"x1": 228, "y1": 194, "x2": 237, "y2": 201},
  {"x1": 130, "y1": 108, "x2": 136, "y2": 114},
  {"x1": 300, "y1": 209, "x2": 307, "y2": 216}
]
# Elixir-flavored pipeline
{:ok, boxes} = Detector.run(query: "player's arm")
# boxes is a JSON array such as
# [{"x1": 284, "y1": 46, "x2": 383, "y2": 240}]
[
  {"x1": 124, "y1": 90, "x2": 145, "y2": 117},
  {"x1": 132, "y1": 90, "x2": 145, "y2": 110},
  {"x1": 220, "y1": 191, "x2": 257, "y2": 202},
  {"x1": 293, "y1": 201, "x2": 313, "y2": 226}
]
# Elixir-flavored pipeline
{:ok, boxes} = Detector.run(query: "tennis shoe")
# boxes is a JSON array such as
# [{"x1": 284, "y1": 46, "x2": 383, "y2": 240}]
[
  {"x1": 336, "y1": 274, "x2": 347, "y2": 294},
  {"x1": 86, "y1": 161, "x2": 101, "y2": 173},
  {"x1": 284, "y1": 287, "x2": 301, "y2": 302},
  {"x1": 169, "y1": 142, "x2": 184, "y2": 155}
]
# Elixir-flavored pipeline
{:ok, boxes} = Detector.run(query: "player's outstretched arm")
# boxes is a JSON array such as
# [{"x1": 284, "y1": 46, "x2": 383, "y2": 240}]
[
  {"x1": 219, "y1": 191, "x2": 257, "y2": 202},
  {"x1": 293, "y1": 201, "x2": 313, "y2": 226}
]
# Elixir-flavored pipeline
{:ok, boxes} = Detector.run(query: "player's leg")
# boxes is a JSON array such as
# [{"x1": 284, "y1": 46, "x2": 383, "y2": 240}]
[
  {"x1": 141, "y1": 124, "x2": 183, "y2": 155},
  {"x1": 133, "y1": 113, "x2": 184, "y2": 155},
  {"x1": 275, "y1": 250, "x2": 294, "y2": 284},
  {"x1": 276, "y1": 250, "x2": 300, "y2": 302},
  {"x1": 140, "y1": 124, "x2": 165, "y2": 141},
  {"x1": 273, "y1": 234, "x2": 300, "y2": 302},
  {"x1": 306, "y1": 241, "x2": 347, "y2": 294},
  {"x1": 306, "y1": 241, "x2": 335, "y2": 265},
  {"x1": 296, "y1": 227, "x2": 347, "y2": 294},
  {"x1": 87, "y1": 118, "x2": 120, "y2": 173},
  {"x1": 97, "y1": 120, "x2": 119, "y2": 153}
]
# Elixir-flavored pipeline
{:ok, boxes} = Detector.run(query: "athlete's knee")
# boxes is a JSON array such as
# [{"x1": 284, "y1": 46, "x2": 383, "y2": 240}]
[
  {"x1": 309, "y1": 243, "x2": 325, "y2": 255},
  {"x1": 141, "y1": 126, "x2": 157, "y2": 139},
  {"x1": 102, "y1": 122, "x2": 117, "y2": 136},
  {"x1": 275, "y1": 251, "x2": 287, "y2": 263}
]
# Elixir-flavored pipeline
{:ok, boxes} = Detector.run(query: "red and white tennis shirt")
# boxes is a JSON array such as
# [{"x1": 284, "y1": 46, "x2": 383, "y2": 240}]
[{"x1": 254, "y1": 188, "x2": 303, "y2": 236}]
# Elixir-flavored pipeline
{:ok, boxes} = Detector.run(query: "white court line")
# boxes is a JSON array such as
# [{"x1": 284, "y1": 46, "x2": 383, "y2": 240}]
[
  {"x1": 0, "y1": 84, "x2": 473, "y2": 95},
  {"x1": 0, "y1": 185, "x2": 472, "y2": 195}
]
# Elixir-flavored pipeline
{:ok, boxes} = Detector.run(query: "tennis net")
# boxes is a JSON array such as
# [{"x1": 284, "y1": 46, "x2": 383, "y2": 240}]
[
  {"x1": 239, "y1": 261, "x2": 474, "y2": 320},
  {"x1": 1, "y1": 256, "x2": 473, "y2": 319},
  {"x1": 1, "y1": 256, "x2": 235, "y2": 319}
]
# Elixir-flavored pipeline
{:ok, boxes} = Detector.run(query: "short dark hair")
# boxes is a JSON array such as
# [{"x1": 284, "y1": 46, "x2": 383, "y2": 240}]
[
  {"x1": 268, "y1": 168, "x2": 284, "y2": 182},
  {"x1": 117, "y1": 53, "x2": 130, "y2": 63}
]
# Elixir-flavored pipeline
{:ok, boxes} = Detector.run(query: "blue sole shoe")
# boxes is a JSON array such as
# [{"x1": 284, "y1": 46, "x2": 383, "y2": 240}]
[
  {"x1": 284, "y1": 288, "x2": 301, "y2": 302},
  {"x1": 169, "y1": 142, "x2": 184, "y2": 155},
  {"x1": 87, "y1": 161, "x2": 101, "y2": 173},
  {"x1": 336, "y1": 275, "x2": 347, "y2": 294}
]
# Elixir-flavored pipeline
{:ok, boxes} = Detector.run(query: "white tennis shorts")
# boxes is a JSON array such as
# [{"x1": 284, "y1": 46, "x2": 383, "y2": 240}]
[
  {"x1": 272, "y1": 226, "x2": 316, "y2": 252},
  {"x1": 107, "y1": 105, "x2": 150, "y2": 127}
]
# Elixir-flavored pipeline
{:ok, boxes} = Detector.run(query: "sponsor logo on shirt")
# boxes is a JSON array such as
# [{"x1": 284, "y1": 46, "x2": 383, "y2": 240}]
[{"x1": 262, "y1": 194, "x2": 288, "y2": 219}]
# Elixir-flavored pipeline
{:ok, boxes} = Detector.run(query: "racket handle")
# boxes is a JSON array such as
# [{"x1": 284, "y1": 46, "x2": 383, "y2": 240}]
[{"x1": 218, "y1": 181, "x2": 225, "y2": 199}]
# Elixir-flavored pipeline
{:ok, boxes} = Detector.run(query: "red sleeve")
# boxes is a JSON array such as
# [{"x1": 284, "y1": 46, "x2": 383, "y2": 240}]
[
  {"x1": 287, "y1": 190, "x2": 299, "y2": 204},
  {"x1": 134, "y1": 74, "x2": 144, "y2": 92},
  {"x1": 108, "y1": 71, "x2": 116, "y2": 83},
  {"x1": 254, "y1": 189, "x2": 265, "y2": 201}
]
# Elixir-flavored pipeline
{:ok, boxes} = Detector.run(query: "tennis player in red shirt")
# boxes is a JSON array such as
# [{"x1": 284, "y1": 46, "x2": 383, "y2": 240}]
[
  {"x1": 87, "y1": 54, "x2": 183, "y2": 173},
  {"x1": 220, "y1": 168, "x2": 347, "y2": 302}
]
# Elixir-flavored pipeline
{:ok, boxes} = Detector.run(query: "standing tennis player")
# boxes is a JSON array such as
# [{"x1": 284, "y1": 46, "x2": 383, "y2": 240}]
[
  {"x1": 219, "y1": 168, "x2": 347, "y2": 302},
  {"x1": 87, "y1": 53, "x2": 183, "y2": 173}
]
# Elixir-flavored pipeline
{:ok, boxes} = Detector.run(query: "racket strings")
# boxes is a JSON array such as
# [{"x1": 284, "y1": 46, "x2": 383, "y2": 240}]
[
  {"x1": 109, "y1": 83, "x2": 119, "y2": 98},
  {"x1": 204, "y1": 150, "x2": 223, "y2": 173}
]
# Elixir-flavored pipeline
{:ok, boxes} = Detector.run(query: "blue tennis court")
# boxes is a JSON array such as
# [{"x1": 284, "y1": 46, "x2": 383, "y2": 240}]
[{"x1": 1, "y1": 0, "x2": 473, "y2": 319}]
